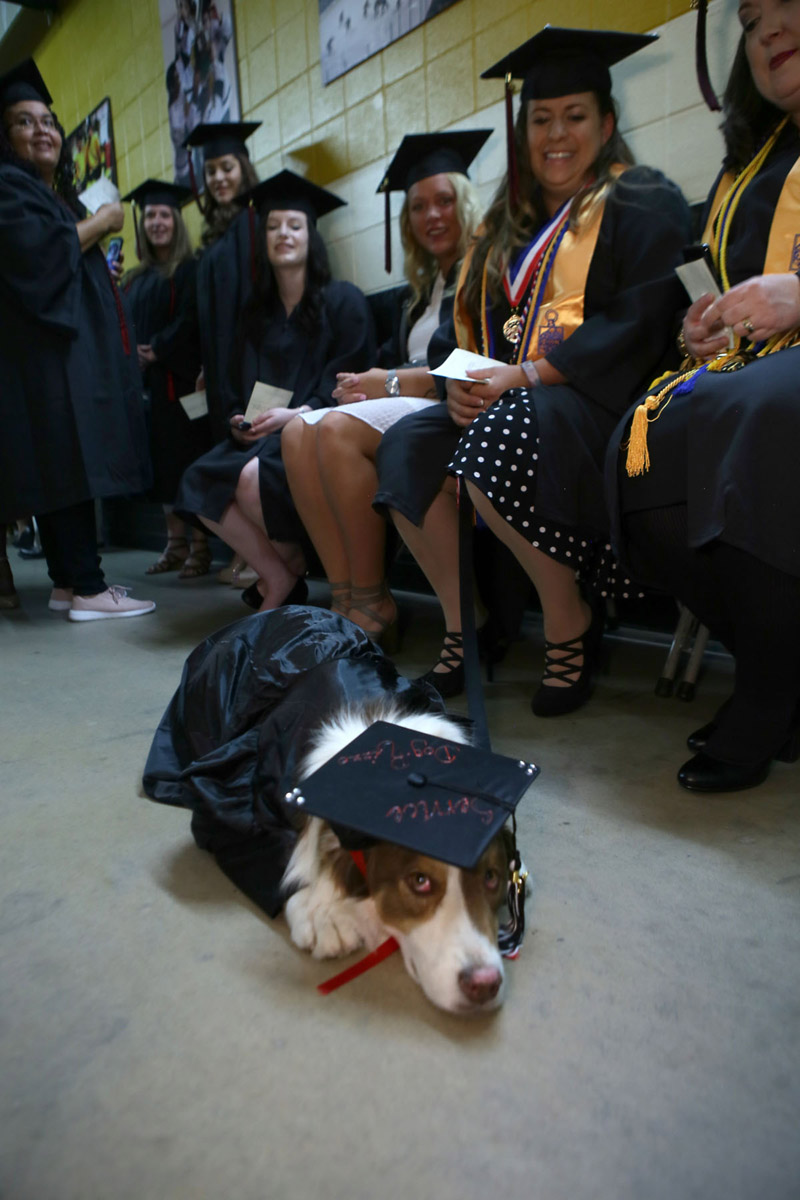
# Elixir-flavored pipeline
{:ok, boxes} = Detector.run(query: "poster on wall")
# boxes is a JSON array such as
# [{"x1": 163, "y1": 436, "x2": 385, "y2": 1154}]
[
  {"x1": 319, "y1": 0, "x2": 459, "y2": 85},
  {"x1": 65, "y1": 97, "x2": 117, "y2": 196},
  {"x1": 159, "y1": 0, "x2": 242, "y2": 188}
]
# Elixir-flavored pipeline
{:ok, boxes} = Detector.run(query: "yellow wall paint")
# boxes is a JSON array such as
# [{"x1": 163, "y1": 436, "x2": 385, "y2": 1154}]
[{"x1": 31, "y1": 0, "x2": 693, "y2": 256}]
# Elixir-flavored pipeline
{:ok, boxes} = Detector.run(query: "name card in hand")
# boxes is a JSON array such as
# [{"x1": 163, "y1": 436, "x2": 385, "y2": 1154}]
[
  {"x1": 244, "y1": 381, "x2": 294, "y2": 422},
  {"x1": 675, "y1": 259, "x2": 734, "y2": 350},
  {"x1": 428, "y1": 348, "x2": 508, "y2": 382},
  {"x1": 79, "y1": 175, "x2": 121, "y2": 214},
  {"x1": 179, "y1": 390, "x2": 209, "y2": 420}
]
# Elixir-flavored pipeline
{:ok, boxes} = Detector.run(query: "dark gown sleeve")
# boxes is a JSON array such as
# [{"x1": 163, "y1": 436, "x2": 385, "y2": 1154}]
[
  {"x1": 295, "y1": 280, "x2": 376, "y2": 410},
  {"x1": 0, "y1": 165, "x2": 83, "y2": 335},
  {"x1": 149, "y1": 258, "x2": 201, "y2": 378},
  {"x1": 545, "y1": 166, "x2": 693, "y2": 416}
]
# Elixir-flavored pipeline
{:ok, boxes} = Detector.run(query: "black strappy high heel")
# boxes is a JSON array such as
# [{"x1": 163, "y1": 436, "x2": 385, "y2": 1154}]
[{"x1": 417, "y1": 631, "x2": 465, "y2": 699}]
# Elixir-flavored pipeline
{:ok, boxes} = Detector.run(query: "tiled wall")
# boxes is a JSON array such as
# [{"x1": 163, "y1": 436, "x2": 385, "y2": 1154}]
[{"x1": 31, "y1": 0, "x2": 740, "y2": 295}]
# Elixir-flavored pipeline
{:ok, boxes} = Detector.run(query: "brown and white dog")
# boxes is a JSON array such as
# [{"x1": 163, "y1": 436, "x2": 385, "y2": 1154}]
[{"x1": 281, "y1": 703, "x2": 513, "y2": 1015}]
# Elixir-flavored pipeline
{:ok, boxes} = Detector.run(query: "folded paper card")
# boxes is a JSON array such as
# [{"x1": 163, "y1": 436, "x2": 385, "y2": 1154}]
[
  {"x1": 428, "y1": 348, "x2": 508, "y2": 382},
  {"x1": 675, "y1": 260, "x2": 734, "y2": 349},
  {"x1": 179, "y1": 390, "x2": 209, "y2": 420},
  {"x1": 244, "y1": 382, "x2": 294, "y2": 421},
  {"x1": 79, "y1": 175, "x2": 121, "y2": 215}
]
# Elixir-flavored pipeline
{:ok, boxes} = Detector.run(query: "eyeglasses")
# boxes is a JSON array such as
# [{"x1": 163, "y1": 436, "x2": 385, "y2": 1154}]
[{"x1": 6, "y1": 114, "x2": 58, "y2": 132}]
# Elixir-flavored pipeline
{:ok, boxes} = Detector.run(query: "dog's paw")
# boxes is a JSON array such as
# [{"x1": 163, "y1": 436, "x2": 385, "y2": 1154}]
[{"x1": 285, "y1": 887, "x2": 379, "y2": 959}]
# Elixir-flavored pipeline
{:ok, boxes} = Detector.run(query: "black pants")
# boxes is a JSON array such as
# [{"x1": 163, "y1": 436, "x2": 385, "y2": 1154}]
[
  {"x1": 36, "y1": 500, "x2": 105, "y2": 595},
  {"x1": 624, "y1": 504, "x2": 800, "y2": 766}
]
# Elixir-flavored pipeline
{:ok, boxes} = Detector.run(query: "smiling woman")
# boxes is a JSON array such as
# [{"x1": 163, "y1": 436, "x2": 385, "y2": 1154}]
[{"x1": 0, "y1": 58, "x2": 155, "y2": 620}]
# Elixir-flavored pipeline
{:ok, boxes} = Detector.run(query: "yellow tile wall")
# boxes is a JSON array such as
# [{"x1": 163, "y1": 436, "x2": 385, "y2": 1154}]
[{"x1": 30, "y1": 0, "x2": 694, "y2": 274}]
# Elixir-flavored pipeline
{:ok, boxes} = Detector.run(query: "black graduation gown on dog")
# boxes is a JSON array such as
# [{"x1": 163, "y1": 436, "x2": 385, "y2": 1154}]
[
  {"x1": 0, "y1": 164, "x2": 151, "y2": 523},
  {"x1": 142, "y1": 607, "x2": 448, "y2": 917},
  {"x1": 125, "y1": 259, "x2": 209, "y2": 501}
]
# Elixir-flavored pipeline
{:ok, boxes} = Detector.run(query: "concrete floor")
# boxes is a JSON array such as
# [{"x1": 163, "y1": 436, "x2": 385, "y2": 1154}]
[{"x1": 2, "y1": 547, "x2": 799, "y2": 1200}]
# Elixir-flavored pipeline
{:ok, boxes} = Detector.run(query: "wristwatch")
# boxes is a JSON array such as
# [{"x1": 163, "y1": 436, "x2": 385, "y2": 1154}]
[{"x1": 385, "y1": 369, "x2": 400, "y2": 397}]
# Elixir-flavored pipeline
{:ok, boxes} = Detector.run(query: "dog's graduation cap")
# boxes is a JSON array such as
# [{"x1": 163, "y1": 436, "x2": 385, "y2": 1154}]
[
  {"x1": 0, "y1": 58, "x2": 52, "y2": 110},
  {"x1": 240, "y1": 169, "x2": 346, "y2": 225},
  {"x1": 284, "y1": 720, "x2": 537, "y2": 869}
]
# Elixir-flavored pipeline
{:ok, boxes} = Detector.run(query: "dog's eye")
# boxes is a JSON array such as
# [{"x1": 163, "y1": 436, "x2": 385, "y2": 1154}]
[
  {"x1": 408, "y1": 872, "x2": 432, "y2": 894},
  {"x1": 484, "y1": 868, "x2": 500, "y2": 892}
]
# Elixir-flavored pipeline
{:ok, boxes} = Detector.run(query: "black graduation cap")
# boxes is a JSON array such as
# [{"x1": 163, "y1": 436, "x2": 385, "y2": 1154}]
[
  {"x1": 377, "y1": 130, "x2": 492, "y2": 196},
  {"x1": 377, "y1": 129, "x2": 491, "y2": 275},
  {"x1": 283, "y1": 720, "x2": 537, "y2": 870},
  {"x1": 0, "y1": 58, "x2": 52, "y2": 110},
  {"x1": 241, "y1": 169, "x2": 346, "y2": 224},
  {"x1": 183, "y1": 120, "x2": 260, "y2": 161},
  {"x1": 122, "y1": 178, "x2": 193, "y2": 209},
  {"x1": 481, "y1": 26, "x2": 655, "y2": 208},
  {"x1": 481, "y1": 26, "x2": 656, "y2": 102}
]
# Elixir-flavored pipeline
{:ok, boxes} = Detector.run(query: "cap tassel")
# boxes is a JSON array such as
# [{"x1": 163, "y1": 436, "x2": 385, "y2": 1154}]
[
  {"x1": 187, "y1": 152, "x2": 208, "y2": 219},
  {"x1": 504, "y1": 73, "x2": 519, "y2": 210},
  {"x1": 624, "y1": 397, "x2": 659, "y2": 476},
  {"x1": 132, "y1": 206, "x2": 141, "y2": 261},
  {"x1": 384, "y1": 189, "x2": 392, "y2": 274},
  {"x1": 694, "y1": 0, "x2": 721, "y2": 112}
]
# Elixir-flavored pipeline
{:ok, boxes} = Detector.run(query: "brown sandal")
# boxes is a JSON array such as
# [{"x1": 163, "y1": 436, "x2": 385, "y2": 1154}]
[
  {"x1": 179, "y1": 541, "x2": 212, "y2": 579},
  {"x1": 146, "y1": 537, "x2": 188, "y2": 575}
]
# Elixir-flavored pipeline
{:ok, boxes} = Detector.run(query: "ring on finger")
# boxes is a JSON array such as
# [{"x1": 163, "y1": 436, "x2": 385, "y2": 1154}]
[{"x1": 742, "y1": 317, "x2": 755, "y2": 335}]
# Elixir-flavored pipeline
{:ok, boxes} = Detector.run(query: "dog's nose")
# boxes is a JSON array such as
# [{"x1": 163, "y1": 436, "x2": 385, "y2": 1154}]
[{"x1": 458, "y1": 965, "x2": 502, "y2": 1006}]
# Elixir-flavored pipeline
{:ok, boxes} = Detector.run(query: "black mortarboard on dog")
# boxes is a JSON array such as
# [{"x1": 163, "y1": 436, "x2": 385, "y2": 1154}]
[
  {"x1": 122, "y1": 178, "x2": 193, "y2": 258},
  {"x1": 240, "y1": 168, "x2": 346, "y2": 225},
  {"x1": 481, "y1": 26, "x2": 656, "y2": 207},
  {"x1": 284, "y1": 720, "x2": 537, "y2": 871},
  {"x1": 0, "y1": 58, "x2": 52, "y2": 111},
  {"x1": 377, "y1": 129, "x2": 491, "y2": 273}
]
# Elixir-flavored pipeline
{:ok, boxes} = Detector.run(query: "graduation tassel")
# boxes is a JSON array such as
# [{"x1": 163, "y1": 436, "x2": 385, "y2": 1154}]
[
  {"x1": 248, "y1": 203, "x2": 257, "y2": 283},
  {"x1": 504, "y1": 73, "x2": 519, "y2": 210},
  {"x1": 187, "y1": 152, "x2": 207, "y2": 219},
  {"x1": 384, "y1": 188, "x2": 392, "y2": 274},
  {"x1": 693, "y1": 0, "x2": 721, "y2": 112},
  {"x1": 132, "y1": 205, "x2": 142, "y2": 261}
]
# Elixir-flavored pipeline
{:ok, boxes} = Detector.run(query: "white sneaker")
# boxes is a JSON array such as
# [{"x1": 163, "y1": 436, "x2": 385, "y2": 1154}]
[
  {"x1": 68, "y1": 586, "x2": 156, "y2": 622},
  {"x1": 49, "y1": 587, "x2": 73, "y2": 611}
]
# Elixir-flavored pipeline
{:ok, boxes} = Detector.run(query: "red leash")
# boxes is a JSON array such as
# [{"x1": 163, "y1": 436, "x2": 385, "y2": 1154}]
[{"x1": 316, "y1": 850, "x2": 399, "y2": 995}]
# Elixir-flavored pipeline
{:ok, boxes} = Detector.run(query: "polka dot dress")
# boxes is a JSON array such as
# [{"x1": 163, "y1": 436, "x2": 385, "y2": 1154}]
[{"x1": 450, "y1": 393, "x2": 644, "y2": 601}]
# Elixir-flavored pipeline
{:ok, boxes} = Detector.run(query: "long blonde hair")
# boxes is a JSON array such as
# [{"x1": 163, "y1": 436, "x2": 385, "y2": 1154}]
[
  {"x1": 399, "y1": 171, "x2": 482, "y2": 309},
  {"x1": 124, "y1": 205, "x2": 194, "y2": 283}
]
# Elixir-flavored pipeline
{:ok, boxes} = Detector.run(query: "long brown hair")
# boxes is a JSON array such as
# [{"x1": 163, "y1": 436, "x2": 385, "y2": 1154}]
[
  {"x1": 462, "y1": 92, "x2": 633, "y2": 323},
  {"x1": 200, "y1": 149, "x2": 259, "y2": 246}
]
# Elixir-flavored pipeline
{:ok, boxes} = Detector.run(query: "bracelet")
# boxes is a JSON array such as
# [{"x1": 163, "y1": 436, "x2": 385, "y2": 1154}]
[{"x1": 520, "y1": 360, "x2": 540, "y2": 387}]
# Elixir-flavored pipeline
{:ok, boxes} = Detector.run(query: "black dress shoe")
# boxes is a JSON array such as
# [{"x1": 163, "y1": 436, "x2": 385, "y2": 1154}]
[
  {"x1": 686, "y1": 721, "x2": 717, "y2": 752},
  {"x1": 416, "y1": 632, "x2": 464, "y2": 699},
  {"x1": 677, "y1": 751, "x2": 771, "y2": 793},
  {"x1": 531, "y1": 603, "x2": 604, "y2": 718}
]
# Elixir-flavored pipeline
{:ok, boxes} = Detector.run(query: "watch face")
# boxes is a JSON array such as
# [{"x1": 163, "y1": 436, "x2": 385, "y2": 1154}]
[{"x1": 387, "y1": 373, "x2": 400, "y2": 396}]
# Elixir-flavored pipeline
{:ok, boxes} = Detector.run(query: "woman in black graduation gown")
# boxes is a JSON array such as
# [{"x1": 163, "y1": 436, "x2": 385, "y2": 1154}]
[
  {"x1": 175, "y1": 170, "x2": 375, "y2": 610},
  {"x1": 607, "y1": 0, "x2": 800, "y2": 792},
  {"x1": 373, "y1": 28, "x2": 691, "y2": 707},
  {"x1": 0, "y1": 60, "x2": 154, "y2": 621},
  {"x1": 184, "y1": 121, "x2": 261, "y2": 442},
  {"x1": 123, "y1": 180, "x2": 210, "y2": 577},
  {"x1": 281, "y1": 131, "x2": 486, "y2": 646}
]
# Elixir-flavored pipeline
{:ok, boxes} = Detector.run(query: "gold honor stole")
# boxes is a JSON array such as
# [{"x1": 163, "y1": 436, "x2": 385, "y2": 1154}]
[
  {"x1": 453, "y1": 165, "x2": 628, "y2": 360},
  {"x1": 626, "y1": 117, "x2": 800, "y2": 476}
]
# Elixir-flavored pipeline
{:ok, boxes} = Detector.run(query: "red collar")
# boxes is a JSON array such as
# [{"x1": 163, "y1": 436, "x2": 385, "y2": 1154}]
[{"x1": 317, "y1": 851, "x2": 399, "y2": 995}]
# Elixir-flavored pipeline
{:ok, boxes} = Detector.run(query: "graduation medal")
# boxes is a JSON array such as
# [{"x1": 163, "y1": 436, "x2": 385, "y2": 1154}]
[{"x1": 502, "y1": 313, "x2": 524, "y2": 346}]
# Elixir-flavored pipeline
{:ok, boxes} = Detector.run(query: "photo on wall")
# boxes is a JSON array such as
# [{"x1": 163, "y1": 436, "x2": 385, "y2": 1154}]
[
  {"x1": 159, "y1": 0, "x2": 242, "y2": 188},
  {"x1": 319, "y1": 0, "x2": 460, "y2": 85},
  {"x1": 64, "y1": 97, "x2": 117, "y2": 196}
]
